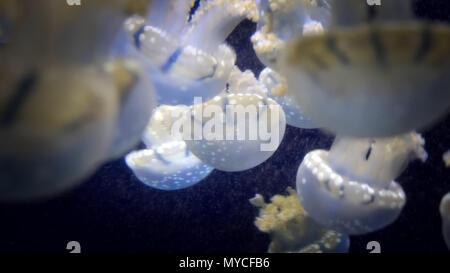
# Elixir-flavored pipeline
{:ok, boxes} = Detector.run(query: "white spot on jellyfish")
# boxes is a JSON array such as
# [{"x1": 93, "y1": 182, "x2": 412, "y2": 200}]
[{"x1": 296, "y1": 132, "x2": 427, "y2": 235}]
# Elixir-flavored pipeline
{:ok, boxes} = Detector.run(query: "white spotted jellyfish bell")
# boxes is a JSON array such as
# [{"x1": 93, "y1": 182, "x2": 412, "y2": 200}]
[
  {"x1": 183, "y1": 91, "x2": 286, "y2": 172},
  {"x1": 281, "y1": 0, "x2": 450, "y2": 137},
  {"x1": 125, "y1": 105, "x2": 214, "y2": 190},
  {"x1": 440, "y1": 193, "x2": 450, "y2": 250},
  {"x1": 296, "y1": 132, "x2": 428, "y2": 235},
  {"x1": 123, "y1": 0, "x2": 258, "y2": 105}
]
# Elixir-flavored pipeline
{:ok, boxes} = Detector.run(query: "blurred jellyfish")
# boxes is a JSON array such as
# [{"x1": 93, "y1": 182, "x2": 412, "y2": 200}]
[
  {"x1": 184, "y1": 92, "x2": 286, "y2": 172},
  {"x1": 281, "y1": 0, "x2": 450, "y2": 137},
  {"x1": 125, "y1": 105, "x2": 213, "y2": 190},
  {"x1": 103, "y1": 58, "x2": 157, "y2": 159},
  {"x1": 123, "y1": 0, "x2": 258, "y2": 105},
  {"x1": 443, "y1": 150, "x2": 450, "y2": 168},
  {"x1": 296, "y1": 132, "x2": 428, "y2": 235},
  {"x1": 251, "y1": 0, "x2": 329, "y2": 69},
  {"x1": 0, "y1": 65, "x2": 119, "y2": 201},
  {"x1": 440, "y1": 193, "x2": 450, "y2": 250},
  {"x1": 259, "y1": 67, "x2": 317, "y2": 129},
  {"x1": 0, "y1": 1, "x2": 148, "y2": 201},
  {"x1": 250, "y1": 187, "x2": 349, "y2": 253}
]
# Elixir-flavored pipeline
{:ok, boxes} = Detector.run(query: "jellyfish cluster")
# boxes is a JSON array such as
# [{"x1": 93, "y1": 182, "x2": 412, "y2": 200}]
[{"x1": 1, "y1": 0, "x2": 450, "y2": 252}]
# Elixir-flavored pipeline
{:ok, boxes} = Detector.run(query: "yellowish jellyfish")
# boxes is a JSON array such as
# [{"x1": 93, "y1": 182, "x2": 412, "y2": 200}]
[
  {"x1": 250, "y1": 187, "x2": 349, "y2": 253},
  {"x1": 0, "y1": 65, "x2": 119, "y2": 201},
  {"x1": 296, "y1": 131, "x2": 427, "y2": 234},
  {"x1": 281, "y1": 0, "x2": 450, "y2": 137},
  {"x1": 0, "y1": 0, "x2": 155, "y2": 201}
]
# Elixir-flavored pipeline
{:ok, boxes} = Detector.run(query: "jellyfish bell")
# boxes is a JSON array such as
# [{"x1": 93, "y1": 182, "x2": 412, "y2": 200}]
[
  {"x1": 125, "y1": 104, "x2": 213, "y2": 190},
  {"x1": 184, "y1": 92, "x2": 286, "y2": 172},
  {"x1": 259, "y1": 67, "x2": 317, "y2": 129},
  {"x1": 125, "y1": 141, "x2": 213, "y2": 190},
  {"x1": 296, "y1": 132, "x2": 427, "y2": 235},
  {"x1": 250, "y1": 187, "x2": 349, "y2": 253},
  {"x1": 440, "y1": 193, "x2": 450, "y2": 249},
  {"x1": 123, "y1": 0, "x2": 259, "y2": 105},
  {"x1": 0, "y1": 64, "x2": 118, "y2": 201},
  {"x1": 103, "y1": 58, "x2": 157, "y2": 159},
  {"x1": 281, "y1": 0, "x2": 450, "y2": 137}
]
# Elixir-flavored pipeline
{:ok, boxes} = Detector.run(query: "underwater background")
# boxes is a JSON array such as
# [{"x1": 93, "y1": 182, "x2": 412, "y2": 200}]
[{"x1": 0, "y1": 0, "x2": 450, "y2": 253}]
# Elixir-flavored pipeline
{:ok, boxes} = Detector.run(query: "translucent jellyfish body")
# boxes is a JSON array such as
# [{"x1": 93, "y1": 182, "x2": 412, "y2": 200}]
[
  {"x1": 259, "y1": 67, "x2": 316, "y2": 129},
  {"x1": 104, "y1": 58, "x2": 157, "y2": 159},
  {"x1": 444, "y1": 150, "x2": 450, "y2": 168},
  {"x1": 250, "y1": 187, "x2": 349, "y2": 253},
  {"x1": 184, "y1": 93, "x2": 286, "y2": 172},
  {"x1": 440, "y1": 193, "x2": 450, "y2": 250},
  {"x1": 125, "y1": 105, "x2": 213, "y2": 190},
  {"x1": 123, "y1": 0, "x2": 258, "y2": 105},
  {"x1": 0, "y1": 65, "x2": 118, "y2": 201},
  {"x1": 251, "y1": 0, "x2": 328, "y2": 69},
  {"x1": 281, "y1": 0, "x2": 450, "y2": 137},
  {"x1": 296, "y1": 132, "x2": 427, "y2": 235}
]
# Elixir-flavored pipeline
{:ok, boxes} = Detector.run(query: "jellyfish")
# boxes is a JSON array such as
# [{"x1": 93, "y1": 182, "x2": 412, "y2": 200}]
[
  {"x1": 0, "y1": 0, "x2": 155, "y2": 201},
  {"x1": 103, "y1": 58, "x2": 157, "y2": 159},
  {"x1": 183, "y1": 92, "x2": 286, "y2": 172},
  {"x1": 250, "y1": 187, "x2": 349, "y2": 253},
  {"x1": 259, "y1": 67, "x2": 317, "y2": 129},
  {"x1": 125, "y1": 105, "x2": 214, "y2": 190},
  {"x1": 280, "y1": 0, "x2": 450, "y2": 137},
  {"x1": 296, "y1": 132, "x2": 428, "y2": 235},
  {"x1": 0, "y1": 65, "x2": 119, "y2": 201},
  {"x1": 440, "y1": 193, "x2": 450, "y2": 250},
  {"x1": 251, "y1": 0, "x2": 329, "y2": 69},
  {"x1": 443, "y1": 150, "x2": 450, "y2": 168},
  {"x1": 123, "y1": 0, "x2": 258, "y2": 105}
]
